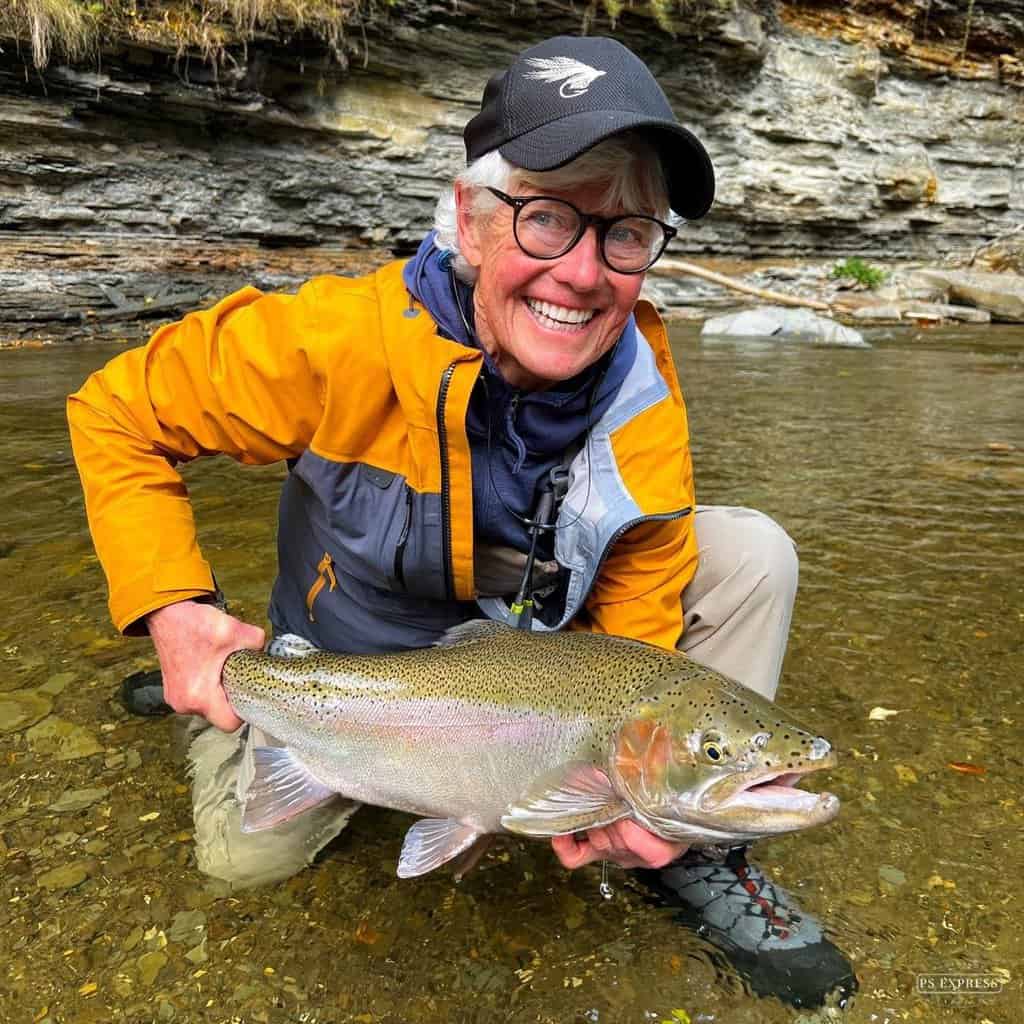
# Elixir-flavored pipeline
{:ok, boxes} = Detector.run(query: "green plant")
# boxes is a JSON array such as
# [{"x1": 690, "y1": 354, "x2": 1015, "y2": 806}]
[
  {"x1": 659, "y1": 1011, "x2": 692, "y2": 1024},
  {"x1": 830, "y1": 257, "x2": 887, "y2": 289}
]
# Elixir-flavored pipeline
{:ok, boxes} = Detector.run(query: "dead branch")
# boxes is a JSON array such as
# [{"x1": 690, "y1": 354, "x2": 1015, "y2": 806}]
[{"x1": 653, "y1": 257, "x2": 853, "y2": 314}]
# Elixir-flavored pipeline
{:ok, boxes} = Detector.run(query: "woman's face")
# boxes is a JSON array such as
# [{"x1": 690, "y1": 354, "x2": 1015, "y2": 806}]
[{"x1": 456, "y1": 180, "x2": 646, "y2": 391}]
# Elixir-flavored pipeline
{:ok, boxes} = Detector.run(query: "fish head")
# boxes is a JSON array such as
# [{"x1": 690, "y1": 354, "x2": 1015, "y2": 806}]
[{"x1": 609, "y1": 671, "x2": 839, "y2": 846}]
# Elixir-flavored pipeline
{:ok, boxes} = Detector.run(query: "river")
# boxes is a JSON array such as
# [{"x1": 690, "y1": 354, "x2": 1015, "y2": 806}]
[{"x1": 0, "y1": 322, "x2": 1021, "y2": 1023}]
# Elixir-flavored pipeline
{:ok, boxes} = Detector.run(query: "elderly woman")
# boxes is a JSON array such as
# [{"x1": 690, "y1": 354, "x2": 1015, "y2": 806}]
[{"x1": 69, "y1": 35, "x2": 853, "y2": 1006}]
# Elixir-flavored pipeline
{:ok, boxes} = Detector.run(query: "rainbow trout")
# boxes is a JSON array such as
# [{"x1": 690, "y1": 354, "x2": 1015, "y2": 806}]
[{"x1": 222, "y1": 622, "x2": 839, "y2": 877}]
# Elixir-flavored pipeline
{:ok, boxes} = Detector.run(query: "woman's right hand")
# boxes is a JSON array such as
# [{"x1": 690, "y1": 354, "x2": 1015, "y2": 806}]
[{"x1": 145, "y1": 599, "x2": 266, "y2": 731}]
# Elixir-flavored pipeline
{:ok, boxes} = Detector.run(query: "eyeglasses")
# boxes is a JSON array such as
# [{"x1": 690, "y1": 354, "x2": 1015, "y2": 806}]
[{"x1": 487, "y1": 188, "x2": 676, "y2": 275}]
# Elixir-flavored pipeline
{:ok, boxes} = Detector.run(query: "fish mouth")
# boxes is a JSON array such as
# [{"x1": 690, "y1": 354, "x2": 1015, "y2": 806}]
[{"x1": 700, "y1": 765, "x2": 839, "y2": 823}]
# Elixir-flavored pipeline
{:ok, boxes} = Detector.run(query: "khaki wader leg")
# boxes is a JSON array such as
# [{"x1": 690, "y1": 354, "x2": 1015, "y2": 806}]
[
  {"x1": 187, "y1": 723, "x2": 360, "y2": 889},
  {"x1": 678, "y1": 505, "x2": 799, "y2": 701}
]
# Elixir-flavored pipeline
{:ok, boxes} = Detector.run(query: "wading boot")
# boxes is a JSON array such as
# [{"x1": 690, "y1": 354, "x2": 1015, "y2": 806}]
[
  {"x1": 120, "y1": 668, "x2": 172, "y2": 717},
  {"x1": 634, "y1": 846, "x2": 857, "y2": 1008}
]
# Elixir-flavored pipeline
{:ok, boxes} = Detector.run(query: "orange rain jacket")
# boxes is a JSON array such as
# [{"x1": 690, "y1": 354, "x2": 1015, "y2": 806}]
[{"x1": 68, "y1": 260, "x2": 698, "y2": 651}]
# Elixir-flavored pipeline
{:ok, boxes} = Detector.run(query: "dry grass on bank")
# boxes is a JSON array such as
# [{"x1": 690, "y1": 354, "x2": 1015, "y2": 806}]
[
  {"x1": 0, "y1": 0, "x2": 729, "y2": 71},
  {"x1": 0, "y1": 0, "x2": 369, "y2": 69},
  {"x1": 2, "y1": 0, "x2": 97, "y2": 69}
]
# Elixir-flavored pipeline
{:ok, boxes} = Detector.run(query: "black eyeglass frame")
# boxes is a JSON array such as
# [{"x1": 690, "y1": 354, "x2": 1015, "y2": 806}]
[{"x1": 486, "y1": 187, "x2": 677, "y2": 275}]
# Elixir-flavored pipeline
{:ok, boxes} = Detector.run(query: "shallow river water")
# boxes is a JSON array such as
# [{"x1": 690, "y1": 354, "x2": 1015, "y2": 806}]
[{"x1": 0, "y1": 322, "x2": 1021, "y2": 1024}]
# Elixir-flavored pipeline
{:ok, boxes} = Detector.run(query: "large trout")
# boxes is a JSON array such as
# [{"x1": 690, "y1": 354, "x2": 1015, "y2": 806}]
[{"x1": 221, "y1": 622, "x2": 839, "y2": 877}]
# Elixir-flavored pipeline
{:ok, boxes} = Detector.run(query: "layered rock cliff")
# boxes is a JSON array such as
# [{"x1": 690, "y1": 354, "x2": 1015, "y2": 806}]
[{"x1": 0, "y1": 0, "x2": 1021, "y2": 328}]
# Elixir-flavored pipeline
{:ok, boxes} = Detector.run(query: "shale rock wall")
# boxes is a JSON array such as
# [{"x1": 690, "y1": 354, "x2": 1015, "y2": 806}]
[{"x1": 0, "y1": 1, "x2": 1022, "y2": 268}]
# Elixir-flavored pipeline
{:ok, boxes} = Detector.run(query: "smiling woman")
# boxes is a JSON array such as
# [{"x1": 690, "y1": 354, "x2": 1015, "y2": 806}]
[{"x1": 66, "y1": 31, "x2": 854, "y2": 1008}]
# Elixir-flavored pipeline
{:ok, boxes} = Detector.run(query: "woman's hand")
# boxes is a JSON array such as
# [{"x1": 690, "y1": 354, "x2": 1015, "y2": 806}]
[
  {"x1": 146, "y1": 599, "x2": 265, "y2": 731},
  {"x1": 551, "y1": 820, "x2": 687, "y2": 870}
]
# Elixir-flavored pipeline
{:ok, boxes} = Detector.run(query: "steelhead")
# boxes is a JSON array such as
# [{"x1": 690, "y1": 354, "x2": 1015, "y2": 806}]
[{"x1": 221, "y1": 622, "x2": 839, "y2": 878}]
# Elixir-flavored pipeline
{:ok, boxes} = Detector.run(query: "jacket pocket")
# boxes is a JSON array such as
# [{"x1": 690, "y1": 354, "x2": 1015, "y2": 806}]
[{"x1": 393, "y1": 486, "x2": 413, "y2": 590}]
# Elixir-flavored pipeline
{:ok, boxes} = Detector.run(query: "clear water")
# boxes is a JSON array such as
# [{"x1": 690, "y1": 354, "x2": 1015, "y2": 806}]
[{"x1": 0, "y1": 323, "x2": 1021, "y2": 1023}]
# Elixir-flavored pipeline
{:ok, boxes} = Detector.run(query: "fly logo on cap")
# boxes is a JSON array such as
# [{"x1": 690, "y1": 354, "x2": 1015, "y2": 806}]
[
  {"x1": 522, "y1": 56, "x2": 606, "y2": 99},
  {"x1": 463, "y1": 36, "x2": 716, "y2": 220}
]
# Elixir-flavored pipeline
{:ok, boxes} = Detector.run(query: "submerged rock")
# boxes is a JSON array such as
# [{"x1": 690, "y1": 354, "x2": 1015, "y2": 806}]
[
  {"x1": 878, "y1": 865, "x2": 907, "y2": 888},
  {"x1": 39, "y1": 671, "x2": 76, "y2": 696},
  {"x1": 701, "y1": 306, "x2": 869, "y2": 347},
  {"x1": 0, "y1": 690, "x2": 53, "y2": 733},
  {"x1": 168, "y1": 910, "x2": 207, "y2": 948},
  {"x1": 37, "y1": 862, "x2": 90, "y2": 891},
  {"x1": 48, "y1": 787, "x2": 109, "y2": 813},
  {"x1": 25, "y1": 716, "x2": 103, "y2": 760},
  {"x1": 136, "y1": 950, "x2": 168, "y2": 986}
]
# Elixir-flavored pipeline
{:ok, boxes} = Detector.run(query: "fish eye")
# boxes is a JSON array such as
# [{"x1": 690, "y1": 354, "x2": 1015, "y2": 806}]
[
  {"x1": 701, "y1": 732, "x2": 727, "y2": 762},
  {"x1": 703, "y1": 741, "x2": 724, "y2": 761}
]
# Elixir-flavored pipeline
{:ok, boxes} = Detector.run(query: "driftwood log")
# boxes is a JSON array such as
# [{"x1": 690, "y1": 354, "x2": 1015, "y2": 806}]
[{"x1": 654, "y1": 258, "x2": 855, "y2": 316}]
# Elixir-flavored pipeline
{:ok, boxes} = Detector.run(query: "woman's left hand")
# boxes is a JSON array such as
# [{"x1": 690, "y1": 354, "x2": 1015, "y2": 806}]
[{"x1": 551, "y1": 820, "x2": 688, "y2": 870}]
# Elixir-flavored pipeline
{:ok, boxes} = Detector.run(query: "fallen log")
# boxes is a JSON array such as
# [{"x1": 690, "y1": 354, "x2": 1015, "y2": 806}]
[{"x1": 654, "y1": 257, "x2": 854, "y2": 315}]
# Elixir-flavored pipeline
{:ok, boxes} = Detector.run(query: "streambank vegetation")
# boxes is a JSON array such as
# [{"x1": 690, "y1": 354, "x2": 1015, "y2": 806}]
[{"x1": 0, "y1": 0, "x2": 731, "y2": 71}]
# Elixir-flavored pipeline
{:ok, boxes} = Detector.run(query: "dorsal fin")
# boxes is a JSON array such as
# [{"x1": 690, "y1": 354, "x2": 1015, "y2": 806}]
[{"x1": 434, "y1": 620, "x2": 511, "y2": 648}]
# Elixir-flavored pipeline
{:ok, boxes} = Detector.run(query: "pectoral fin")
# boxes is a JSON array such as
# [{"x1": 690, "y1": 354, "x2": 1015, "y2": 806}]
[
  {"x1": 397, "y1": 818, "x2": 484, "y2": 878},
  {"x1": 501, "y1": 762, "x2": 630, "y2": 837},
  {"x1": 240, "y1": 746, "x2": 338, "y2": 833}
]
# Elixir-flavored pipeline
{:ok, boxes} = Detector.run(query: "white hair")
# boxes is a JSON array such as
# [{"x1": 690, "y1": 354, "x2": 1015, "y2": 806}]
[{"x1": 433, "y1": 132, "x2": 676, "y2": 283}]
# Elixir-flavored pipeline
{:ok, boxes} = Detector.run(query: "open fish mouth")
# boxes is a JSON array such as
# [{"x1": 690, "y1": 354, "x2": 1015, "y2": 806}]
[{"x1": 701, "y1": 767, "x2": 839, "y2": 820}]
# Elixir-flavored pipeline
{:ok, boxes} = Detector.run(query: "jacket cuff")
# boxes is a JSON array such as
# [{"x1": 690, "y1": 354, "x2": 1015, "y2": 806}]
[{"x1": 111, "y1": 557, "x2": 216, "y2": 636}]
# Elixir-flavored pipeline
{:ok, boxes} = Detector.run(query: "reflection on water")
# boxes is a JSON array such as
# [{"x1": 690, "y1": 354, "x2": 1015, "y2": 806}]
[{"x1": 0, "y1": 326, "x2": 1021, "y2": 1023}]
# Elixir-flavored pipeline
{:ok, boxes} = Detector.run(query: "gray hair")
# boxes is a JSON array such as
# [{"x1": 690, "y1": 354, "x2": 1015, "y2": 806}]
[{"x1": 433, "y1": 132, "x2": 675, "y2": 283}]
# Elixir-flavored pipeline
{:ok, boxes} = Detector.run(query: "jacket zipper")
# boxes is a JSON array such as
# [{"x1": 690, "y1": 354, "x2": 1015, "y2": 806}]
[
  {"x1": 590, "y1": 507, "x2": 694, "y2": 587},
  {"x1": 435, "y1": 362, "x2": 458, "y2": 601},
  {"x1": 393, "y1": 487, "x2": 413, "y2": 590},
  {"x1": 305, "y1": 552, "x2": 337, "y2": 622}
]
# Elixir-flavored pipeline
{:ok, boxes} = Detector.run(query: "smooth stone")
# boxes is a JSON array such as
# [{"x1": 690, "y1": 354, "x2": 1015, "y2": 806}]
[
  {"x1": 851, "y1": 301, "x2": 991, "y2": 323},
  {"x1": 168, "y1": 910, "x2": 206, "y2": 947},
  {"x1": 26, "y1": 716, "x2": 103, "y2": 760},
  {"x1": 0, "y1": 691, "x2": 53, "y2": 733},
  {"x1": 122, "y1": 925, "x2": 145, "y2": 952},
  {"x1": 49, "y1": 787, "x2": 109, "y2": 813},
  {"x1": 37, "y1": 862, "x2": 90, "y2": 891},
  {"x1": 878, "y1": 864, "x2": 907, "y2": 887},
  {"x1": 915, "y1": 268, "x2": 1024, "y2": 322},
  {"x1": 39, "y1": 671, "x2": 77, "y2": 695},
  {"x1": 701, "y1": 305, "x2": 869, "y2": 347},
  {"x1": 184, "y1": 939, "x2": 208, "y2": 964},
  {"x1": 136, "y1": 950, "x2": 168, "y2": 987}
]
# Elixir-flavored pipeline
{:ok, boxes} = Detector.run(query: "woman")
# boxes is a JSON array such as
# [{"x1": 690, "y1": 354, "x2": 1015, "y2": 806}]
[{"x1": 69, "y1": 34, "x2": 852, "y2": 1006}]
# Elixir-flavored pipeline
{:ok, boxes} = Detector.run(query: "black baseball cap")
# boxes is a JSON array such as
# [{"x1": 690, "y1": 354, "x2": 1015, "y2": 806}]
[{"x1": 464, "y1": 35, "x2": 715, "y2": 220}]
